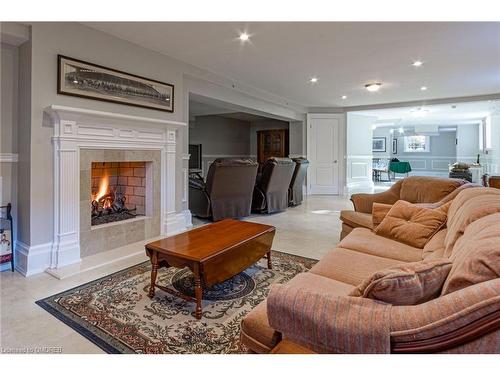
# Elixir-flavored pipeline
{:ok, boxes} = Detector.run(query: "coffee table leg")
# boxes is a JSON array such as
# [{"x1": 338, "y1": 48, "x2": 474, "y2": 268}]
[
  {"x1": 194, "y1": 265, "x2": 203, "y2": 319},
  {"x1": 267, "y1": 251, "x2": 272, "y2": 269},
  {"x1": 148, "y1": 251, "x2": 158, "y2": 298}
]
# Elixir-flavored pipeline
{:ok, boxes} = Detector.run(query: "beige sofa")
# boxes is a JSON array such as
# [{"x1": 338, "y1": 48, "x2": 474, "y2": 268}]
[
  {"x1": 340, "y1": 177, "x2": 474, "y2": 240},
  {"x1": 241, "y1": 187, "x2": 500, "y2": 354}
]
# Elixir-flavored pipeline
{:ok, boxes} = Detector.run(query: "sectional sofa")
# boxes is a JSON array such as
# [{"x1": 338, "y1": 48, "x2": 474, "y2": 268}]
[
  {"x1": 339, "y1": 176, "x2": 477, "y2": 240},
  {"x1": 240, "y1": 186, "x2": 500, "y2": 354}
]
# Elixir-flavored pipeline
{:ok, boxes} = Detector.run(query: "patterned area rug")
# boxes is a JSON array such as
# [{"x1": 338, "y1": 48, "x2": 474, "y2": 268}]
[{"x1": 36, "y1": 251, "x2": 317, "y2": 354}]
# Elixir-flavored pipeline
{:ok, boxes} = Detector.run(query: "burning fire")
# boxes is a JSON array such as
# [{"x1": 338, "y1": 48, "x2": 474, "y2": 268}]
[{"x1": 93, "y1": 173, "x2": 110, "y2": 207}]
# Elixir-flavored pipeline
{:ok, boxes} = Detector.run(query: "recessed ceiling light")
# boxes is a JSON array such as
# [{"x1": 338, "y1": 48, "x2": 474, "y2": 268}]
[
  {"x1": 420, "y1": 86, "x2": 428, "y2": 91},
  {"x1": 310, "y1": 77, "x2": 318, "y2": 83},
  {"x1": 239, "y1": 32, "x2": 250, "y2": 41},
  {"x1": 412, "y1": 60, "x2": 423, "y2": 67},
  {"x1": 341, "y1": 95, "x2": 347, "y2": 99},
  {"x1": 365, "y1": 83, "x2": 382, "y2": 92}
]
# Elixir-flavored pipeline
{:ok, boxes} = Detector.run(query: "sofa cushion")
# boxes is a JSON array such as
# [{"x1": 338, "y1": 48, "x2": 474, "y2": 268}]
[
  {"x1": 339, "y1": 210, "x2": 373, "y2": 230},
  {"x1": 444, "y1": 188, "x2": 500, "y2": 257},
  {"x1": 339, "y1": 227, "x2": 423, "y2": 262},
  {"x1": 372, "y1": 203, "x2": 393, "y2": 229},
  {"x1": 441, "y1": 213, "x2": 500, "y2": 295},
  {"x1": 240, "y1": 272, "x2": 353, "y2": 353},
  {"x1": 374, "y1": 200, "x2": 447, "y2": 249},
  {"x1": 399, "y1": 176, "x2": 466, "y2": 204},
  {"x1": 422, "y1": 228, "x2": 447, "y2": 260},
  {"x1": 310, "y1": 248, "x2": 403, "y2": 286},
  {"x1": 350, "y1": 259, "x2": 452, "y2": 305}
]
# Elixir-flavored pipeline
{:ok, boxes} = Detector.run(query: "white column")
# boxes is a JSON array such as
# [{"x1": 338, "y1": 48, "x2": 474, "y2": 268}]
[
  {"x1": 162, "y1": 129, "x2": 178, "y2": 235},
  {"x1": 51, "y1": 120, "x2": 81, "y2": 268}
]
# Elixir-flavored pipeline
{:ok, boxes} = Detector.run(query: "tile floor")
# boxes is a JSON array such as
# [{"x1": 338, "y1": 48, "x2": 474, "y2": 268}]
[{"x1": 0, "y1": 195, "x2": 352, "y2": 354}]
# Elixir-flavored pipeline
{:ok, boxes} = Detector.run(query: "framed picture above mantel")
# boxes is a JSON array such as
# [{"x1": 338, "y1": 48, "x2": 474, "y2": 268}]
[{"x1": 57, "y1": 55, "x2": 174, "y2": 112}]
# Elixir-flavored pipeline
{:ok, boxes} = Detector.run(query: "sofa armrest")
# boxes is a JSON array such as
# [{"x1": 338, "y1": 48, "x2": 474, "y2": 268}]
[
  {"x1": 267, "y1": 283, "x2": 392, "y2": 353},
  {"x1": 351, "y1": 190, "x2": 400, "y2": 213},
  {"x1": 390, "y1": 279, "x2": 500, "y2": 353}
]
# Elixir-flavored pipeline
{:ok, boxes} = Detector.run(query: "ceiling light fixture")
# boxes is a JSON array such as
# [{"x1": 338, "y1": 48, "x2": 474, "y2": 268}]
[
  {"x1": 365, "y1": 83, "x2": 382, "y2": 92},
  {"x1": 341, "y1": 95, "x2": 347, "y2": 99},
  {"x1": 310, "y1": 77, "x2": 318, "y2": 83},
  {"x1": 412, "y1": 60, "x2": 423, "y2": 67},
  {"x1": 239, "y1": 32, "x2": 250, "y2": 42},
  {"x1": 420, "y1": 86, "x2": 428, "y2": 91},
  {"x1": 399, "y1": 127, "x2": 405, "y2": 134}
]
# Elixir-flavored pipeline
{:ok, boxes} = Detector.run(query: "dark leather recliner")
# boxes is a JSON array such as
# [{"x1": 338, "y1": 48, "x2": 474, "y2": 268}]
[
  {"x1": 252, "y1": 157, "x2": 295, "y2": 214},
  {"x1": 288, "y1": 158, "x2": 309, "y2": 206},
  {"x1": 189, "y1": 158, "x2": 258, "y2": 221}
]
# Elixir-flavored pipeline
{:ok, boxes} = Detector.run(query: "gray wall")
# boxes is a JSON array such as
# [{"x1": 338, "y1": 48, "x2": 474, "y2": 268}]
[
  {"x1": 1, "y1": 42, "x2": 20, "y2": 245},
  {"x1": 189, "y1": 115, "x2": 251, "y2": 156},
  {"x1": 27, "y1": 22, "x2": 188, "y2": 246},
  {"x1": 15, "y1": 22, "x2": 305, "y2": 249}
]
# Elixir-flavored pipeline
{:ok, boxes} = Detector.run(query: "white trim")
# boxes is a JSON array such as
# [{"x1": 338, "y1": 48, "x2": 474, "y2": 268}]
[
  {"x1": 15, "y1": 241, "x2": 53, "y2": 277},
  {"x1": 0, "y1": 153, "x2": 19, "y2": 163},
  {"x1": 46, "y1": 105, "x2": 186, "y2": 128}
]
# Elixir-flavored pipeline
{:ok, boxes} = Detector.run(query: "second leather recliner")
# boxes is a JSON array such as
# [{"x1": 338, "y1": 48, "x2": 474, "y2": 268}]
[{"x1": 252, "y1": 157, "x2": 295, "y2": 214}]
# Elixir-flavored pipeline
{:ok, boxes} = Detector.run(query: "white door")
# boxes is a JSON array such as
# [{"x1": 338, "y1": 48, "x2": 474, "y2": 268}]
[{"x1": 308, "y1": 115, "x2": 341, "y2": 194}]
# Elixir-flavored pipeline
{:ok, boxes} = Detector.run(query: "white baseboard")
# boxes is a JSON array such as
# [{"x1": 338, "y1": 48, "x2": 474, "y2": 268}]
[{"x1": 15, "y1": 241, "x2": 53, "y2": 277}]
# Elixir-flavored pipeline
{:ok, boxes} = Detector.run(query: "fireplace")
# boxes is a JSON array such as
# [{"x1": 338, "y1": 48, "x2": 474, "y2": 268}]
[{"x1": 90, "y1": 162, "x2": 148, "y2": 226}]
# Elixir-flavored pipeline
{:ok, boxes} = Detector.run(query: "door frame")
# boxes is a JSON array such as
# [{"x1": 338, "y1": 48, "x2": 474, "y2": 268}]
[{"x1": 306, "y1": 113, "x2": 347, "y2": 196}]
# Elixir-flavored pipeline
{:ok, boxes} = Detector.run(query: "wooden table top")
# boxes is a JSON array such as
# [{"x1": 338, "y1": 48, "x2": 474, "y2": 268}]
[{"x1": 145, "y1": 219, "x2": 275, "y2": 262}]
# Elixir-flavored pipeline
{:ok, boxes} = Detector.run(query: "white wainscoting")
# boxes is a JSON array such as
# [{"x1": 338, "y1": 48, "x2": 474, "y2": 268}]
[{"x1": 346, "y1": 155, "x2": 374, "y2": 195}]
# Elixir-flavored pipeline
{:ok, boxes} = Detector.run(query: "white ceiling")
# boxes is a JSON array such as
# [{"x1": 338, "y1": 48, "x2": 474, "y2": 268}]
[
  {"x1": 354, "y1": 99, "x2": 499, "y2": 126},
  {"x1": 84, "y1": 22, "x2": 500, "y2": 108}
]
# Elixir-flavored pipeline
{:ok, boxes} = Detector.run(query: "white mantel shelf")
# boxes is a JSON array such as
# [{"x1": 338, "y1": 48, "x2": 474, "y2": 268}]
[{"x1": 45, "y1": 105, "x2": 187, "y2": 128}]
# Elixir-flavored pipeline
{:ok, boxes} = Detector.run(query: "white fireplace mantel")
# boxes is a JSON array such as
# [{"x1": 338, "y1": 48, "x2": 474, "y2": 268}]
[{"x1": 43, "y1": 105, "x2": 187, "y2": 273}]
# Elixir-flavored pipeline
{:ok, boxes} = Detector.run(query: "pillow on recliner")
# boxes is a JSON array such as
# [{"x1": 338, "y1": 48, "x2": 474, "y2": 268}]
[
  {"x1": 374, "y1": 200, "x2": 447, "y2": 248},
  {"x1": 349, "y1": 259, "x2": 452, "y2": 305}
]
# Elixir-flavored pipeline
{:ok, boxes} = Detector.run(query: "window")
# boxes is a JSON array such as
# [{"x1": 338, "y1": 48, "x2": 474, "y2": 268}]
[{"x1": 403, "y1": 135, "x2": 430, "y2": 152}]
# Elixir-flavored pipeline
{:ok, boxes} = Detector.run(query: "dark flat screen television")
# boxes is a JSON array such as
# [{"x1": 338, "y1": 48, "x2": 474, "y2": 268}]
[{"x1": 189, "y1": 144, "x2": 202, "y2": 170}]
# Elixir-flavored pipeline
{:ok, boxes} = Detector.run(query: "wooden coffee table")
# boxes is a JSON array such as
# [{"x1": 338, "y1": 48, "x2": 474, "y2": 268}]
[{"x1": 145, "y1": 219, "x2": 275, "y2": 319}]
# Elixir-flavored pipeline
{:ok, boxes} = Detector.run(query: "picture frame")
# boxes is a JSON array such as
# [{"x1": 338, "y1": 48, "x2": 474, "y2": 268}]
[
  {"x1": 392, "y1": 138, "x2": 398, "y2": 154},
  {"x1": 57, "y1": 55, "x2": 174, "y2": 112},
  {"x1": 372, "y1": 137, "x2": 386, "y2": 152}
]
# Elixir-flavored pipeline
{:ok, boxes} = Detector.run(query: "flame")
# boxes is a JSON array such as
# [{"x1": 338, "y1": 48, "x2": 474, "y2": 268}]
[{"x1": 93, "y1": 173, "x2": 109, "y2": 202}]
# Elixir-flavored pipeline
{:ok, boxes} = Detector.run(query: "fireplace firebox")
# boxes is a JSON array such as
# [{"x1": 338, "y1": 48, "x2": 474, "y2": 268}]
[{"x1": 91, "y1": 161, "x2": 148, "y2": 226}]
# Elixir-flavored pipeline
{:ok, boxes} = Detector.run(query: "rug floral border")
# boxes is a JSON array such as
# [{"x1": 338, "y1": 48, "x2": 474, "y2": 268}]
[{"x1": 36, "y1": 251, "x2": 317, "y2": 354}]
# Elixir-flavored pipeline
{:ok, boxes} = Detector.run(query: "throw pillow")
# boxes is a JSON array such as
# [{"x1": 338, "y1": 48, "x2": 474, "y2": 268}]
[
  {"x1": 374, "y1": 200, "x2": 448, "y2": 248},
  {"x1": 441, "y1": 212, "x2": 500, "y2": 295},
  {"x1": 372, "y1": 203, "x2": 393, "y2": 229},
  {"x1": 350, "y1": 259, "x2": 453, "y2": 305}
]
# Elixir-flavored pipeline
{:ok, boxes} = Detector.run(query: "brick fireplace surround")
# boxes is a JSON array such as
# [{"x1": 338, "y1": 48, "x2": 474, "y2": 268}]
[{"x1": 91, "y1": 161, "x2": 148, "y2": 216}]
